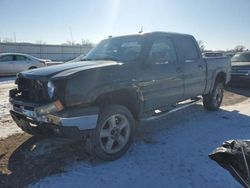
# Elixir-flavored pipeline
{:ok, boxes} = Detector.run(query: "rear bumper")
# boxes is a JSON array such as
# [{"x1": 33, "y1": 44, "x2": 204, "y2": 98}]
[{"x1": 9, "y1": 98, "x2": 99, "y2": 137}]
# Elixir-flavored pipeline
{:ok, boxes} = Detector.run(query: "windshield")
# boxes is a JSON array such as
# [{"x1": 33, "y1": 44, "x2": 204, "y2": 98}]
[
  {"x1": 85, "y1": 36, "x2": 143, "y2": 63},
  {"x1": 231, "y1": 53, "x2": 250, "y2": 62}
]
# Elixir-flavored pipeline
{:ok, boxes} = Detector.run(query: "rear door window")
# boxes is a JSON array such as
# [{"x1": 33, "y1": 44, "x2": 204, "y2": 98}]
[
  {"x1": 175, "y1": 36, "x2": 199, "y2": 60},
  {"x1": 15, "y1": 55, "x2": 27, "y2": 61}
]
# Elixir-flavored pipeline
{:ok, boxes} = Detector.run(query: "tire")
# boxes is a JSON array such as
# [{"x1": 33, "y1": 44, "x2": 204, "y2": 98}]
[
  {"x1": 203, "y1": 82, "x2": 224, "y2": 111},
  {"x1": 89, "y1": 104, "x2": 135, "y2": 161}
]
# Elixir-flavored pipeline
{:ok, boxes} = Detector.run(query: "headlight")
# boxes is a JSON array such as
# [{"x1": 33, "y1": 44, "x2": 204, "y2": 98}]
[
  {"x1": 34, "y1": 100, "x2": 64, "y2": 117},
  {"x1": 47, "y1": 81, "x2": 55, "y2": 99}
]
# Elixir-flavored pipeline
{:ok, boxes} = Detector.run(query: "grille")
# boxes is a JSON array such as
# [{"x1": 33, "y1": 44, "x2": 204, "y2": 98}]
[
  {"x1": 231, "y1": 68, "x2": 250, "y2": 76},
  {"x1": 17, "y1": 78, "x2": 49, "y2": 103}
]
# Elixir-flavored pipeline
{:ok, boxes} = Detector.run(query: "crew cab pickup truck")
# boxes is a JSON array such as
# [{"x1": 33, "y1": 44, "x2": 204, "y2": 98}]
[{"x1": 9, "y1": 32, "x2": 231, "y2": 160}]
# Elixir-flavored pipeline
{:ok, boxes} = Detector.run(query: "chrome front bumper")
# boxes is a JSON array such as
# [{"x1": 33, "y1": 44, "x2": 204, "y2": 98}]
[{"x1": 10, "y1": 100, "x2": 99, "y2": 131}]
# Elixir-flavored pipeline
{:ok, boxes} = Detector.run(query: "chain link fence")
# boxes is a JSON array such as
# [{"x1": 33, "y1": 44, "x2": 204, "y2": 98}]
[{"x1": 0, "y1": 43, "x2": 93, "y2": 62}]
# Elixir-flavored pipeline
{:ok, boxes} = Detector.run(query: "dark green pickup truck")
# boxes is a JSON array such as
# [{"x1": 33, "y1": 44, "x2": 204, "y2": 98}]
[{"x1": 9, "y1": 32, "x2": 231, "y2": 160}]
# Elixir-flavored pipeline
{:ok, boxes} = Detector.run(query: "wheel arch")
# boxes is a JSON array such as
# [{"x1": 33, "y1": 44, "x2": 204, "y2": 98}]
[
  {"x1": 208, "y1": 71, "x2": 227, "y2": 93},
  {"x1": 92, "y1": 88, "x2": 143, "y2": 120},
  {"x1": 215, "y1": 72, "x2": 227, "y2": 84}
]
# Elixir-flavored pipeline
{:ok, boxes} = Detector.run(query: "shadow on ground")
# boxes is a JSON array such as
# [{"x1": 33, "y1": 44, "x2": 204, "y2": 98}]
[
  {"x1": 0, "y1": 135, "x2": 91, "y2": 187},
  {"x1": 226, "y1": 86, "x2": 250, "y2": 98},
  {"x1": 0, "y1": 76, "x2": 15, "y2": 84}
]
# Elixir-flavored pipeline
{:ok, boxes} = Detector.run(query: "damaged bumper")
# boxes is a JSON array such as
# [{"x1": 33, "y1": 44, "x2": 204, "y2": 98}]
[{"x1": 9, "y1": 95, "x2": 99, "y2": 137}]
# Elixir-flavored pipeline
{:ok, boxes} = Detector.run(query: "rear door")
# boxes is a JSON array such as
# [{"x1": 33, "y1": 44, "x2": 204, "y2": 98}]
[
  {"x1": 0, "y1": 55, "x2": 15, "y2": 75},
  {"x1": 12, "y1": 55, "x2": 30, "y2": 73},
  {"x1": 140, "y1": 36, "x2": 184, "y2": 111},
  {"x1": 174, "y1": 36, "x2": 206, "y2": 99}
]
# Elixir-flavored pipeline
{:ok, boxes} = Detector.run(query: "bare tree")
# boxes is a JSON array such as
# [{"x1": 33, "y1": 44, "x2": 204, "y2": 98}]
[
  {"x1": 197, "y1": 40, "x2": 205, "y2": 52},
  {"x1": 62, "y1": 40, "x2": 76, "y2": 46},
  {"x1": 62, "y1": 39, "x2": 94, "y2": 47},
  {"x1": 81, "y1": 39, "x2": 94, "y2": 48},
  {"x1": 234, "y1": 45, "x2": 246, "y2": 52},
  {"x1": 36, "y1": 40, "x2": 47, "y2": 45}
]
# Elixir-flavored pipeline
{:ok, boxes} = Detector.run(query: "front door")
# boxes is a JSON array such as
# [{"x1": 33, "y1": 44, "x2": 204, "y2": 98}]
[
  {"x1": 12, "y1": 55, "x2": 29, "y2": 73},
  {"x1": 140, "y1": 36, "x2": 184, "y2": 112}
]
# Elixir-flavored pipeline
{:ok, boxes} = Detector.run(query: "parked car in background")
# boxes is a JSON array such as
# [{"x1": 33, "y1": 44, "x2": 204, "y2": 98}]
[
  {"x1": 231, "y1": 51, "x2": 250, "y2": 82},
  {"x1": 0, "y1": 53, "x2": 49, "y2": 76},
  {"x1": 203, "y1": 52, "x2": 224, "y2": 58}
]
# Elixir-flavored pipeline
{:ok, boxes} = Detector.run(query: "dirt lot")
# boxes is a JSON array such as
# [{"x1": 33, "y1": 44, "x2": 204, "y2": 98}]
[{"x1": 0, "y1": 82, "x2": 250, "y2": 187}]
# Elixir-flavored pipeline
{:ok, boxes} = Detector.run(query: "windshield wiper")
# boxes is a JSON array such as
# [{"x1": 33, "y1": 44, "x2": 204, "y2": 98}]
[
  {"x1": 82, "y1": 56, "x2": 120, "y2": 62},
  {"x1": 80, "y1": 58, "x2": 93, "y2": 61},
  {"x1": 96, "y1": 57, "x2": 118, "y2": 61}
]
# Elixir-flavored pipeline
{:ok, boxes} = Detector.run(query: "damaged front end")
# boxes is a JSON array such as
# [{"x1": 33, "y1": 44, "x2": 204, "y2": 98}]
[{"x1": 9, "y1": 77, "x2": 99, "y2": 137}]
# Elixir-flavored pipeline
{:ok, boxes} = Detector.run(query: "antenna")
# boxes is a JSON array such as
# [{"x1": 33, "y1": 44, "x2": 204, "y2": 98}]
[
  {"x1": 139, "y1": 26, "x2": 143, "y2": 34},
  {"x1": 69, "y1": 26, "x2": 73, "y2": 45},
  {"x1": 14, "y1": 32, "x2": 16, "y2": 43}
]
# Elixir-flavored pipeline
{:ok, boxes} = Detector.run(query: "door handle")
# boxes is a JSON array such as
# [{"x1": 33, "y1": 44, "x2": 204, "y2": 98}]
[
  {"x1": 185, "y1": 59, "x2": 195, "y2": 63},
  {"x1": 198, "y1": 65, "x2": 203, "y2": 70}
]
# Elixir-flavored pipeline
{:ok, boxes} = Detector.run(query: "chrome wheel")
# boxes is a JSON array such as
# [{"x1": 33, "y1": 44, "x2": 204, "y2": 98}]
[
  {"x1": 213, "y1": 85, "x2": 223, "y2": 107},
  {"x1": 99, "y1": 114, "x2": 131, "y2": 154}
]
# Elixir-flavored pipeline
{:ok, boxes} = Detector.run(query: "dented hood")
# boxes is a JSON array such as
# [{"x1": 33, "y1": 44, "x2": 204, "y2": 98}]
[
  {"x1": 18, "y1": 60, "x2": 122, "y2": 80},
  {"x1": 232, "y1": 61, "x2": 250, "y2": 67}
]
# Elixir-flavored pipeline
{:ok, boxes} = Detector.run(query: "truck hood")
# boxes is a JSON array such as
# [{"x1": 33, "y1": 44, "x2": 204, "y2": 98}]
[{"x1": 18, "y1": 60, "x2": 122, "y2": 80}]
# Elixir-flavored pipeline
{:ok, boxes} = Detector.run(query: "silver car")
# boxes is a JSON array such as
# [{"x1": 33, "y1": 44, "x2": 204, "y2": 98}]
[{"x1": 0, "y1": 53, "x2": 48, "y2": 76}]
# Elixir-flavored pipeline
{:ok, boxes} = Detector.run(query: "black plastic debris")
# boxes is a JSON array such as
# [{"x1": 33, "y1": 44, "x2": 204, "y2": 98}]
[{"x1": 209, "y1": 140, "x2": 250, "y2": 188}]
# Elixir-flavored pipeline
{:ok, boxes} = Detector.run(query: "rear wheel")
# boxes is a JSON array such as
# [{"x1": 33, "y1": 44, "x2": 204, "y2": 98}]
[
  {"x1": 89, "y1": 104, "x2": 135, "y2": 161},
  {"x1": 203, "y1": 82, "x2": 224, "y2": 111}
]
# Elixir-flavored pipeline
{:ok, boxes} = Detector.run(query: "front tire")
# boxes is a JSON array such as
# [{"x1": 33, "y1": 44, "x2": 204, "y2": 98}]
[
  {"x1": 203, "y1": 82, "x2": 224, "y2": 111},
  {"x1": 89, "y1": 104, "x2": 135, "y2": 161}
]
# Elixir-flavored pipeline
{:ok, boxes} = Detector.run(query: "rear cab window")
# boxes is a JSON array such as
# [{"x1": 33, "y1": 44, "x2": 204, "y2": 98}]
[{"x1": 175, "y1": 36, "x2": 200, "y2": 61}]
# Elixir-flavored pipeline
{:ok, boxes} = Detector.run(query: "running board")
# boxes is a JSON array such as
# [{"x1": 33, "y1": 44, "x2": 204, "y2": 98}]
[{"x1": 140, "y1": 97, "x2": 202, "y2": 121}]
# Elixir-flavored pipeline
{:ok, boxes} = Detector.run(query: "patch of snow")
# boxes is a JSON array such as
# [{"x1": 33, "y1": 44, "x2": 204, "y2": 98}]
[
  {"x1": 30, "y1": 99, "x2": 250, "y2": 188},
  {"x1": 0, "y1": 82, "x2": 23, "y2": 139},
  {"x1": 0, "y1": 118, "x2": 23, "y2": 139}
]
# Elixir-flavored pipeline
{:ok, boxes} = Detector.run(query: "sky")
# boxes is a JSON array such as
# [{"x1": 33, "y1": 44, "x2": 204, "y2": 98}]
[{"x1": 0, "y1": 0, "x2": 250, "y2": 50}]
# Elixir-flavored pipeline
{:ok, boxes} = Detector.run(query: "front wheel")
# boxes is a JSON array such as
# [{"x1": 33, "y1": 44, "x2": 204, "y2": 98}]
[
  {"x1": 203, "y1": 82, "x2": 224, "y2": 111},
  {"x1": 89, "y1": 104, "x2": 135, "y2": 161}
]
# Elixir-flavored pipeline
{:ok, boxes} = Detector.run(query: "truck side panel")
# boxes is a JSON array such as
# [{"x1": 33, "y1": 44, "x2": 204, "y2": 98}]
[{"x1": 203, "y1": 57, "x2": 231, "y2": 94}]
